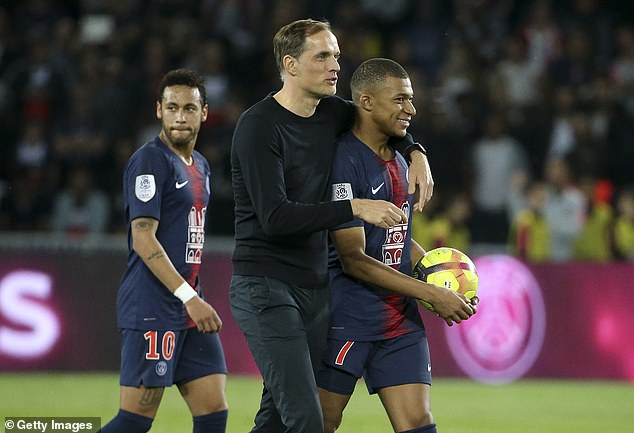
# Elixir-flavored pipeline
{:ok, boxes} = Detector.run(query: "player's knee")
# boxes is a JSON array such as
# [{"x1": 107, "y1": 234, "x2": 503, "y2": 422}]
[
  {"x1": 415, "y1": 409, "x2": 434, "y2": 429},
  {"x1": 205, "y1": 399, "x2": 229, "y2": 414},
  {"x1": 190, "y1": 397, "x2": 228, "y2": 417},
  {"x1": 400, "y1": 409, "x2": 434, "y2": 432}
]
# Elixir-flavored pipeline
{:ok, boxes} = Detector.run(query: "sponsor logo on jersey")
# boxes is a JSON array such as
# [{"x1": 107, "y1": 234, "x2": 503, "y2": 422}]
[
  {"x1": 371, "y1": 182, "x2": 385, "y2": 194},
  {"x1": 135, "y1": 174, "x2": 156, "y2": 202},
  {"x1": 332, "y1": 183, "x2": 353, "y2": 200},
  {"x1": 382, "y1": 201, "x2": 410, "y2": 268},
  {"x1": 186, "y1": 206, "x2": 206, "y2": 264}
]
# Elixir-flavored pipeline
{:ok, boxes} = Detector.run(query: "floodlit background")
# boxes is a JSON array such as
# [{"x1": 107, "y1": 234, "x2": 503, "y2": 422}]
[{"x1": 0, "y1": 1, "x2": 632, "y2": 432}]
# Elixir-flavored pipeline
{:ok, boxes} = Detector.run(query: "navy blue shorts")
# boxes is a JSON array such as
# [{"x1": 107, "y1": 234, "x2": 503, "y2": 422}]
[
  {"x1": 317, "y1": 330, "x2": 431, "y2": 395},
  {"x1": 119, "y1": 327, "x2": 227, "y2": 388}
]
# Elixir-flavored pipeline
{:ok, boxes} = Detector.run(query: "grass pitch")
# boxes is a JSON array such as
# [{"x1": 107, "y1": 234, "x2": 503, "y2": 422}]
[{"x1": 0, "y1": 373, "x2": 632, "y2": 433}]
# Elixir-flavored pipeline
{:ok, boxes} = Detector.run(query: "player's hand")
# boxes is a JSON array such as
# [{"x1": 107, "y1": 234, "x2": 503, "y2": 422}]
[
  {"x1": 427, "y1": 287, "x2": 475, "y2": 327},
  {"x1": 351, "y1": 198, "x2": 407, "y2": 229},
  {"x1": 407, "y1": 152, "x2": 434, "y2": 212},
  {"x1": 185, "y1": 297, "x2": 223, "y2": 333}
]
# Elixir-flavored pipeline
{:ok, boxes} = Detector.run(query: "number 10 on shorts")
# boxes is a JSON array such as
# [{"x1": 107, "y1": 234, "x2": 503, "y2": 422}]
[{"x1": 144, "y1": 330, "x2": 175, "y2": 360}]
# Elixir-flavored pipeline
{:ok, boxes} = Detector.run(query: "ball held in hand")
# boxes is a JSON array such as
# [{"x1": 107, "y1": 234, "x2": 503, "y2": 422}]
[{"x1": 413, "y1": 247, "x2": 478, "y2": 312}]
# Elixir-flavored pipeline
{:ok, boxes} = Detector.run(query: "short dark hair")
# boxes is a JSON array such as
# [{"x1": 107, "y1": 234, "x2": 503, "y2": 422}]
[
  {"x1": 158, "y1": 68, "x2": 207, "y2": 106},
  {"x1": 350, "y1": 58, "x2": 409, "y2": 102},
  {"x1": 273, "y1": 19, "x2": 331, "y2": 78}
]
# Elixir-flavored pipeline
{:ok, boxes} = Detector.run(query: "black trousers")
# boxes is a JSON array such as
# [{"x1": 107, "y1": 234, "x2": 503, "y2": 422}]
[{"x1": 230, "y1": 275, "x2": 329, "y2": 433}]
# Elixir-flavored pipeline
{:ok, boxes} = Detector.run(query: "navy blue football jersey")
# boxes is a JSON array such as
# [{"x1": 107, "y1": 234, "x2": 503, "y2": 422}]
[
  {"x1": 328, "y1": 131, "x2": 424, "y2": 341},
  {"x1": 117, "y1": 137, "x2": 211, "y2": 330}
]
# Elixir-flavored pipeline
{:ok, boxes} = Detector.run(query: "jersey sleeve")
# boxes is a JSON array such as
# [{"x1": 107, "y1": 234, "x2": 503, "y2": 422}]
[
  {"x1": 124, "y1": 147, "x2": 170, "y2": 222},
  {"x1": 329, "y1": 143, "x2": 364, "y2": 231}
]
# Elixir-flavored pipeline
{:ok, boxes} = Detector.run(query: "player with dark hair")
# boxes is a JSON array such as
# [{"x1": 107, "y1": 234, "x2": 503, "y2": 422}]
[
  {"x1": 317, "y1": 58, "x2": 477, "y2": 433},
  {"x1": 99, "y1": 69, "x2": 228, "y2": 433},
  {"x1": 230, "y1": 20, "x2": 434, "y2": 433}
]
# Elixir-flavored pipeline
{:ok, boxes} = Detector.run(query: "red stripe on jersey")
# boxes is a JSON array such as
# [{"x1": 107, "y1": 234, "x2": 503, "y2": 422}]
[
  {"x1": 335, "y1": 341, "x2": 355, "y2": 366},
  {"x1": 385, "y1": 159, "x2": 408, "y2": 209}
]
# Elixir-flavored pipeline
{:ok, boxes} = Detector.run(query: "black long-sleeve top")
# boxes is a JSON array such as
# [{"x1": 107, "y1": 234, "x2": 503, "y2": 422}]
[{"x1": 231, "y1": 94, "x2": 355, "y2": 288}]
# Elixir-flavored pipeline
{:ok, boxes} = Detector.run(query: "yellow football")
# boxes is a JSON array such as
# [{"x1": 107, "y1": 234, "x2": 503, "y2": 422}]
[{"x1": 413, "y1": 247, "x2": 478, "y2": 312}]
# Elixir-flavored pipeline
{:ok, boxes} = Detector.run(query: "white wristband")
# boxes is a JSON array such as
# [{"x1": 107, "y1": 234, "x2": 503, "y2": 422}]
[{"x1": 173, "y1": 282, "x2": 198, "y2": 303}]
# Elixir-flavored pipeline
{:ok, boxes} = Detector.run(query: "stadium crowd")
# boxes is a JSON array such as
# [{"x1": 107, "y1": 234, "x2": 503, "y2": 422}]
[{"x1": 0, "y1": 0, "x2": 632, "y2": 261}]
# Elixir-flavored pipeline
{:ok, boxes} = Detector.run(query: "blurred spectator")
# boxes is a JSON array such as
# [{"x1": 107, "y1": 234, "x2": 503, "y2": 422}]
[
  {"x1": 609, "y1": 24, "x2": 634, "y2": 116},
  {"x1": 419, "y1": 107, "x2": 472, "y2": 198},
  {"x1": 560, "y1": 0, "x2": 614, "y2": 70},
  {"x1": 508, "y1": 180, "x2": 550, "y2": 262},
  {"x1": 611, "y1": 186, "x2": 634, "y2": 261},
  {"x1": 573, "y1": 178, "x2": 614, "y2": 262},
  {"x1": 547, "y1": 85, "x2": 578, "y2": 159},
  {"x1": 50, "y1": 166, "x2": 110, "y2": 237},
  {"x1": 520, "y1": 0, "x2": 562, "y2": 73},
  {"x1": 199, "y1": 0, "x2": 261, "y2": 54},
  {"x1": 2, "y1": 29, "x2": 69, "y2": 130},
  {"x1": 51, "y1": 82, "x2": 107, "y2": 172},
  {"x1": 494, "y1": 35, "x2": 542, "y2": 108},
  {"x1": 411, "y1": 194, "x2": 441, "y2": 252},
  {"x1": 548, "y1": 28, "x2": 595, "y2": 89},
  {"x1": 470, "y1": 112, "x2": 528, "y2": 244},
  {"x1": 187, "y1": 37, "x2": 230, "y2": 117},
  {"x1": 427, "y1": 194, "x2": 472, "y2": 254},
  {"x1": 0, "y1": 168, "x2": 52, "y2": 231},
  {"x1": 0, "y1": 0, "x2": 631, "y2": 254},
  {"x1": 14, "y1": 120, "x2": 49, "y2": 170},
  {"x1": 542, "y1": 157, "x2": 587, "y2": 261},
  {"x1": 437, "y1": 39, "x2": 481, "y2": 138}
]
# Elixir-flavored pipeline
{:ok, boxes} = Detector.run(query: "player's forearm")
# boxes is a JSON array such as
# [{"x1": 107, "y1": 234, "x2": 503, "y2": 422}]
[
  {"x1": 131, "y1": 223, "x2": 187, "y2": 293},
  {"x1": 137, "y1": 243, "x2": 185, "y2": 292},
  {"x1": 340, "y1": 253, "x2": 431, "y2": 300}
]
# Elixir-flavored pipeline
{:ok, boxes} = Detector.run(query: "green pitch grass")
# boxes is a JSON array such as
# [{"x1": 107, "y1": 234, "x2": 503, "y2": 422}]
[{"x1": 0, "y1": 373, "x2": 632, "y2": 433}]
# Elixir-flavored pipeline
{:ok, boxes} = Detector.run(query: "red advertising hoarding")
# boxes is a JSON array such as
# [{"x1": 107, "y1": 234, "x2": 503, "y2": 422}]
[{"x1": 0, "y1": 250, "x2": 632, "y2": 383}]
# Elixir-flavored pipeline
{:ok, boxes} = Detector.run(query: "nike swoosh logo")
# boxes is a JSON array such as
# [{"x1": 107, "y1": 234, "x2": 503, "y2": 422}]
[
  {"x1": 371, "y1": 183, "x2": 385, "y2": 194},
  {"x1": 175, "y1": 180, "x2": 189, "y2": 189}
]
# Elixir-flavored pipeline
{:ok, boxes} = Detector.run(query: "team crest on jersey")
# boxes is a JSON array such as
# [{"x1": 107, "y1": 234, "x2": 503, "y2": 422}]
[
  {"x1": 135, "y1": 174, "x2": 156, "y2": 202},
  {"x1": 332, "y1": 183, "x2": 353, "y2": 201},
  {"x1": 155, "y1": 360, "x2": 168, "y2": 376}
]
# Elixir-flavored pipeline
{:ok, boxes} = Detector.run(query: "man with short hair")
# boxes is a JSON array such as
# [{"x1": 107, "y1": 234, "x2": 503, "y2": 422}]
[
  {"x1": 230, "y1": 19, "x2": 434, "y2": 433},
  {"x1": 317, "y1": 58, "x2": 477, "y2": 433},
  {"x1": 100, "y1": 69, "x2": 228, "y2": 433}
]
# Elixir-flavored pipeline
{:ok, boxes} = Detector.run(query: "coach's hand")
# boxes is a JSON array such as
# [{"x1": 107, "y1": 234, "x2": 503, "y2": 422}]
[
  {"x1": 408, "y1": 151, "x2": 434, "y2": 212},
  {"x1": 185, "y1": 297, "x2": 223, "y2": 333},
  {"x1": 351, "y1": 199, "x2": 407, "y2": 229}
]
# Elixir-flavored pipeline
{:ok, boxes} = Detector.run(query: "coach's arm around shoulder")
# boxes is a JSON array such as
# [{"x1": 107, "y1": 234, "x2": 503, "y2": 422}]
[{"x1": 130, "y1": 217, "x2": 222, "y2": 333}]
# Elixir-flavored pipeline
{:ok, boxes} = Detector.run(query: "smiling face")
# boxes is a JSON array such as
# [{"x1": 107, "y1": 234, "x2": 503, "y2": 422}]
[
  {"x1": 156, "y1": 85, "x2": 208, "y2": 149},
  {"x1": 291, "y1": 30, "x2": 341, "y2": 99},
  {"x1": 368, "y1": 75, "x2": 416, "y2": 138}
]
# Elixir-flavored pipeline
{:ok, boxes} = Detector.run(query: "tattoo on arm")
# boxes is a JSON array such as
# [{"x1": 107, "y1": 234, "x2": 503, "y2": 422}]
[
  {"x1": 146, "y1": 251, "x2": 165, "y2": 261},
  {"x1": 138, "y1": 387, "x2": 163, "y2": 407}
]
